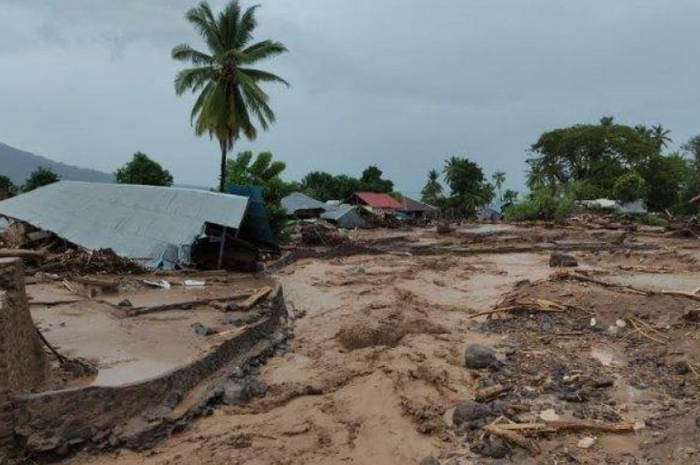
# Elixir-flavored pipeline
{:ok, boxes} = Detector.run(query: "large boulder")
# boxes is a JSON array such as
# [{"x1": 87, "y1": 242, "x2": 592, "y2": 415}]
[
  {"x1": 464, "y1": 344, "x2": 499, "y2": 369},
  {"x1": 453, "y1": 400, "x2": 491, "y2": 426},
  {"x1": 549, "y1": 251, "x2": 578, "y2": 268}
]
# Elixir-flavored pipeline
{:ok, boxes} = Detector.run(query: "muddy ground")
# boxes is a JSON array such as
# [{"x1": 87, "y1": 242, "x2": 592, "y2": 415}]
[{"x1": 61, "y1": 224, "x2": 700, "y2": 464}]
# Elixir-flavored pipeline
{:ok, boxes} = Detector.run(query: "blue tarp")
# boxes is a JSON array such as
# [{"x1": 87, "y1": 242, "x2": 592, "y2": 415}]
[{"x1": 227, "y1": 185, "x2": 279, "y2": 252}]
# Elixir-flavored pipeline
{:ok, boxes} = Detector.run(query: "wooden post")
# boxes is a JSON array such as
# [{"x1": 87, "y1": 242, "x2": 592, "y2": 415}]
[{"x1": 217, "y1": 226, "x2": 228, "y2": 270}]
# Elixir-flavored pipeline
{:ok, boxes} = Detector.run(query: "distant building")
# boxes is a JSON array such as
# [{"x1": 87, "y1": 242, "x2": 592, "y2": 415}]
[
  {"x1": 321, "y1": 204, "x2": 367, "y2": 229},
  {"x1": 281, "y1": 192, "x2": 329, "y2": 219},
  {"x1": 477, "y1": 200, "x2": 513, "y2": 222},
  {"x1": 346, "y1": 192, "x2": 402, "y2": 217},
  {"x1": 398, "y1": 197, "x2": 438, "y2": 220}
]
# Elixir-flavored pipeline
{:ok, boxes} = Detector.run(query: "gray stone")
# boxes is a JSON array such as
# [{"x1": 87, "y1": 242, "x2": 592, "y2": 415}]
[
  {"x1": 222, "y1": 381, "x2": 250, "y2": 406},
  {"x1": 464, "y1": 344, "x2": 499, "y2": 369},
  {"x1": 420, "y1": 456, "x2": 441, "y2": 465},
  {"x1": 453, "y1": 400, "x2": 491, "y2": 426},
  {"x1": 592, "y1": 377, "x2": 615, "y2": 388},
  {"x1": 247, "y1": 378, "x2": 268, "y2": 398},
  {"x1": 191, "y1": 322, "x2": 215, "y2": 337},
  {"x1": 549, "y1": 251, "x2": 579, "y2": 268}
]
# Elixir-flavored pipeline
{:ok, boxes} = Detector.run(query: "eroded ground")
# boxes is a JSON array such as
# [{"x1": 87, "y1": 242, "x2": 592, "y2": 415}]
[{"x1": 62, "y1": 224, "x2": 700, "y2": 464}]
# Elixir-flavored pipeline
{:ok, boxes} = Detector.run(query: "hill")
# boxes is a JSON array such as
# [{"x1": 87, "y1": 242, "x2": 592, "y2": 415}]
[{"x1": 0, "y1": 141, "x2": 113, "y2": 186}]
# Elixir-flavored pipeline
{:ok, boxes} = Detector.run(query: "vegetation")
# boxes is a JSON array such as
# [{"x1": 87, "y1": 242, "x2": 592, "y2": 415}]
[
  {"x1": 612, "y1": 171, "x2": 647, "y2": 204},
  {"x1": 442, "y1": 156, "x2": 494, "y2": 217},
  {"x1": 23, "y1": 167, "x2": 59, "y2": 192},
  {"x1": 420, "y1": 169, "x2": 443, "y2": 206},
  {"x1": 115, "y1": 152, "x2": 174, "y2": 186},
  {"x1": 172, "y1": 0, "x2": 288, "y2": 192},
  {"x1": 225, "y1": 151, "x2": 297, "y2": 238},
  {"x1": 0, "y1": 175, "x2": 16, "y2": 197},
  {"x1": 300, "y1": 165, "x2": 394, "y2": 202}
]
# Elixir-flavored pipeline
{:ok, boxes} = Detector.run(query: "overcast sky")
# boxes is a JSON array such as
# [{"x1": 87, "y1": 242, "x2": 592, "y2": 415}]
[{"x1": 1, "y1": 0, "x2": 700, "y2": 194}]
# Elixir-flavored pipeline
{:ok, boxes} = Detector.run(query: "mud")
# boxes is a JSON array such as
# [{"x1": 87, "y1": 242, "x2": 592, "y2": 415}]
[{"x1": 53, "y1": 223, "x2": 700, "y2": 464}]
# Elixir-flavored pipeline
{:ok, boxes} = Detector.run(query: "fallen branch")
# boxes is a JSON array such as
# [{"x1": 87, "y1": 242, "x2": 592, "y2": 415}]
[
  {"x1": 482, "y1": 425, "x2": 541, "y2": 455},
  {"x1": 628, "y1": 318, "x2": 669, "y2": 345},
  {"x1": 126, "y1": 292, "x2": 254, "y2": 317},
  {"x1": 544, "y1": 420, "x2": 635, "y2": 434},
  {"x1": 661, "y1": 290, "x2": 700, "y2": 302},
  {"x1": 557, "y1": 272, "x2": 650, "y2": 296},
  {"x1": 469, "y1": 299, "x2": 574, "y2": 320},
  {"x1": 230, "y1": 286, "x2": 274, "y2": 312},
  {"x1": 0, "y1": 248, "x2": 47, "y2": 261},
  {"x1": 475, "y1": 384, "x2": 511, "y2": 402}
]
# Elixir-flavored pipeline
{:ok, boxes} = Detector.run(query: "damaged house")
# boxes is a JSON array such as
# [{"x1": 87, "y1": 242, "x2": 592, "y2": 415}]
[{"x1": 0, "y1": 181, "x2": 278, "y2": 270}]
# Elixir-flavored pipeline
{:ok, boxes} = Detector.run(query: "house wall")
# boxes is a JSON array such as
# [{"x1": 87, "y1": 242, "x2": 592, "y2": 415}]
[{"x1": 0, "y1": 259, "x2": 47, "y2": 454}]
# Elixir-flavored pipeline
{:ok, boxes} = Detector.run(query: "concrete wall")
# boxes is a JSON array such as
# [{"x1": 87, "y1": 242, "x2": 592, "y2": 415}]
[
  {"x1": 14, "y1": 284, "x2": 287, "y2": 454},
  {"x1": 0, "y1": 258, "x2": 47, "y2": 453}
]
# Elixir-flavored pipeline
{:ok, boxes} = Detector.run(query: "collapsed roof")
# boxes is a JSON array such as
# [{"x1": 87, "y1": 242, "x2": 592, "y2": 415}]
[
  {"x1": 281, "y1": 192, "x2": 329, "y2": 216},
  {"x1": 0, "y1": 181, "x2": 273, "y2": 268}
]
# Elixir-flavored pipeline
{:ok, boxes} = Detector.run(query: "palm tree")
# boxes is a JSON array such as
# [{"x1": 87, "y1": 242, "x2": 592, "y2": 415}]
[
  {"x1": 651, "y1": 124, "x2": 672, "y2": 150},
  {"x1": 421, "y1": 169, "x2": 443, "y2": 205},
  {"x1": 492, "y1": 171, "x2": 506, "y2": 200},
  {"x1": 172, "y1": 1, "x2": 289, "y2": 192}
]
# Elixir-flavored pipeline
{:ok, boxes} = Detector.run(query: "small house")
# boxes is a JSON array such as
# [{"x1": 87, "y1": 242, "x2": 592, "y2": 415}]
[
  {"x1": 346, "y1": 192, "x2": 402, "y2": 217},
  {"x1": 281, "y1": 192, "x2": 329, "y2": 219},
  {"x1": 398, "y1": 197, "x2": 438, "y2": 220}
]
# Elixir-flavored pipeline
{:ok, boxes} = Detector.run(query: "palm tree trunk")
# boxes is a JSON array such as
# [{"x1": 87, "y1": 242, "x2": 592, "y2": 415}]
[{"x1": 219, "y1": 141, "x2": 228, "y2": 193}]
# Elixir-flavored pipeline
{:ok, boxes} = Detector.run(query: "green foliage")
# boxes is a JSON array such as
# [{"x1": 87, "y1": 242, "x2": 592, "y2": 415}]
[
  {"x1": 527, "y1": 116, "x2": 658, "y2": 193},
  {"x1": 639, "y1": 153, "x2": 691, "y2": 213},
  {"x1": 360, "y1": 165, "x2": 393, "y2": 193},
  {"x1": 635, "y1": 213, "x2": 668, "y2": 227},
  {"x1": 492, "y1": 171, "x2": 506, "y2": 200},
  {"x1": 0, "y1": 175, "x2": 15, "y2": 196},
  {"x1": 504, "y1": 187, "x2": 576, "y2": 222},
  {"x1": 114, "y1": 152, "x2": 174, "y2": 186},
  {"x1": 612, "y1": 171, "x2": 647, "y2": 203},
  {"x1": 24, "y1": 167, "x2": 59, "y2": 192},
  {"x1": 421, "y1": 169, "x2": 443, "y2": 205},
  {"x1": 172, "y1": 1, "x2": 289, "y2": 192},
  {"x1": 443, "y1": 156, "x2": 494, "y2": 217},
  {"x1": 225, "y1": 151, "x2": 295, "y2": 239},
  {"x1": 502, "y1": 189, "x2": 519, "y2": 203},
  {"x1": 299, "y1": 166, "x2": 394, "y2": 202}
]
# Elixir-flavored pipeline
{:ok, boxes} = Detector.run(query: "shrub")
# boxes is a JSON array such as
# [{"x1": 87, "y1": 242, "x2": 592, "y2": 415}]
[{"x1": 613, "y1": 172, "x2": 647, "y2": 204}]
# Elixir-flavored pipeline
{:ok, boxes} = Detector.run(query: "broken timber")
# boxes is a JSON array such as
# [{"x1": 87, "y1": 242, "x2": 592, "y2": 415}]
[{"x1": 126, "y1": 292, "x2": 255, "y2": 317}]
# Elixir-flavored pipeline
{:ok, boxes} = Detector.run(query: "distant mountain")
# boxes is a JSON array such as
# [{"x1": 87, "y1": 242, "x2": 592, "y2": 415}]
[{"x1": 0, "y1": 141, "x2": 113, "y2": 186}]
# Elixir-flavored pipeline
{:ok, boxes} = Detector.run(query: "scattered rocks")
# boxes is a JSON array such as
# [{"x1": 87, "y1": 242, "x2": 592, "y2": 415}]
[
  {"x1": 549, "y1": 251, "x2": 579, "y2": 268},
  {"x1": 191, "y1": 322, "x2": 216, "y2": 337},
  {"x1": 577, "y1": 436, "x2": 597, "y2": 449},
  {"x1": 452, "y1": 400, "x2": 491, "y2": 427},
  {"x1": 674, "y1": 361, "x2": 690, "y2": 376},
  {"x1": 464, "y1": 344, "x2": 499, "y2": 369},
  {"x1": 420, "y1": 456, "x2": 441, "y2": 465}
]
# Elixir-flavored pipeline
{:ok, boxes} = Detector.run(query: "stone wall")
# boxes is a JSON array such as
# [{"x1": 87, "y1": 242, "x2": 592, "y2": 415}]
[
  {"x1": 0, "y1": 258, "x2": 48, "y2": 453},
  {"x1": 14, "y1": 283, "x2": 287, "y2": 454}
]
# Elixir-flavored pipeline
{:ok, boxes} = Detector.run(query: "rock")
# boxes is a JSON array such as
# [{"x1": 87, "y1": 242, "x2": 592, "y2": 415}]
[
  {"x1": 560, "y1": 391, "x2": 589, "y2": 402},
  {"x1": 549, "y1": 251, "x2": 579, "y2": 268},
  {"x1": 464, "y1": 344, "x2": 499, "y2": 370},
  {"x1": 420, "y1": 456, "x2": 441, "y2": 465},
  {"x1": 482, "y1": 437, "x2": 510, "y2": 459},
  {"x1": 577, "y1": 436, "x2": 597, "y2": 449},
  {"x1": 539, "y1": 409, "x2": 560, "y2": 422},
  {"x1": 674, "y1": 361, "x2": 690, "y2": 375},
  {"x1": 696, "y1": 416, "x2": 700, "y2": 428},
  {"x1": 191, "y1": 322, "x2": 215, "y2": 337},
  {"x1": 222, "y1": 381, "x2": 249, "y2": 406},
  {"x1": 117, "y1": 299, "x2": 133, "y2": 307},
  {"x1": 592, "y1": 377, "x2": 615, "y2": 388},
  {"x1": 453, "y1": 400, "x2": 491, "y2": 427},
  {"x1": 247, "y1": 378, "x2": 268, "y2": 398}
]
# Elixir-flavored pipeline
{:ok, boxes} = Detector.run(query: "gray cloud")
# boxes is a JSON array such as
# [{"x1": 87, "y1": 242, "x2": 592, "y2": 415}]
[{"x1": 1, "y1": 0, "x2": 699, "y2": 194}]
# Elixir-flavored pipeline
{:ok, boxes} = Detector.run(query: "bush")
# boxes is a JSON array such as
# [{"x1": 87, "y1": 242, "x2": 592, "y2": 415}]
[
  {"x1": 613, "y1": 172, "x2": 647, "y2": 204},
  {"x1": 504, "y1": 187, "x2": 576, "y2": 222}
]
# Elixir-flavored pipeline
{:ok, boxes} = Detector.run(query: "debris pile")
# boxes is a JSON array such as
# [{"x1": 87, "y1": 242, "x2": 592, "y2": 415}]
[{"x1": 301, "y1": 222, "x2": 348, "y2": 246}]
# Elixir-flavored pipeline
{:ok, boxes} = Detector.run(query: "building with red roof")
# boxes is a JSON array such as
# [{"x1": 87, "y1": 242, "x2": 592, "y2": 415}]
[{"x1": 346, "y1": 192, "x2": 402, "y2": 216}]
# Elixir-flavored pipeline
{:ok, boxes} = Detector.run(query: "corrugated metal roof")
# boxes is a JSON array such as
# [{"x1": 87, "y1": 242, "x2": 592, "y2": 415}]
[
  {"x1": 281, "y1": 192, "x2": 328, "y2": 215},
  {"x1": 0, "y1": 181, "x2": 250, "y2": 268},
  {"x1": 399, "y1": 197, "x2": 438, "y2": 212},
  {"x1": 351, "y1": 192, "x2": 402, "y2": 209},
  {"x1": 321, "y1": 204, "x2": 365, "y2": 229}
]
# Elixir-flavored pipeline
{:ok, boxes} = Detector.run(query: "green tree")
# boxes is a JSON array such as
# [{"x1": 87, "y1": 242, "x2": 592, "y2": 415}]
[
  {"x1": 359, "y1": 165, "x2": 393, "y2": 193},
  {"x1": 0, "y1": 175, "x2": 16, "y2": 197},
  {"x1": 225, "y1": 151, "x2": 294, "y2": 238},
  {"x1": 502, "y1": 189, "x2": 519, "y2": 204},
  {"x1": 300, "y1": 172, "x2": 361, "y2": 201},
  {"x1": 527, "y1": 116, "x2": 658, "y2": 193},
  {"x1": 492, "y1": 171, "x2": 506, "y2": 200},
  {"x1": 114, "y1": 152, "x2": 174, "y2": 186},
  {"x1": 612, "y1": 171, "x2": 647, "y2": 203},
  {"x1": 420, "y1": 169, "x2": 443, "y2": 205},
  {"x1": 24, "y1": 167, "x2": 59, "y2": 192},
  {"x1": 172, "y1": 1, "x2": 289, "y2": 192},
  {"x1": 651, "y1": 124, "x2": 672, "y2": 151},
  {"x1": 443, "y1": 156, "x2": 493, "y2": 217}
]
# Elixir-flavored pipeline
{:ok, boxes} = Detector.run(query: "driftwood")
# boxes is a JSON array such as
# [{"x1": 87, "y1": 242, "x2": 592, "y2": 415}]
[
  {"x1": 126, "y1": 292, "x2": 254, "y2": 317},
  {"x1": 469, "y1": 299, "x2": 574, "y2": 320},
  {"x1": 233, "y1": 286, "x2": 274, "y2": 312},
  {"x1": 661, "y1": 290, "x2": 700, "y2": 302},
  {"x1": 0, "y1": 248, "x2": 47, "y2": 261},
  {"x1": 482, "y1": 425, "x2": 541, "y2": 455},
  {"x1": 475, "y1": 384, "x2": 511, "y2": 402}
]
